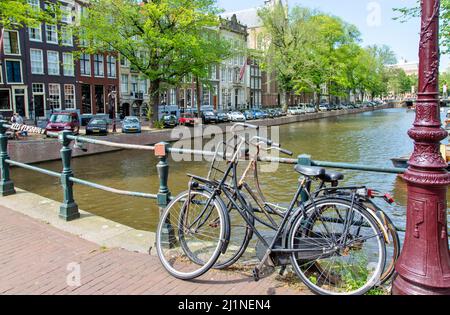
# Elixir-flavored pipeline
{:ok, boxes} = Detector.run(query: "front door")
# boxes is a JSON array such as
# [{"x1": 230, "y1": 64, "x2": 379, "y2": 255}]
[
  {"x1": 34, "y1": 95, "x2": 45, "y2": 117},
  {"x1": 13, "y1": 88, "x2": 27, "y2": 117}
]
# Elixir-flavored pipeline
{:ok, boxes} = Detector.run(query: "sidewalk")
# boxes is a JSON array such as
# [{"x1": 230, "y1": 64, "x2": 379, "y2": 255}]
[{"x1": 0, "y1": 205, "x2": 307, "y2": 295}]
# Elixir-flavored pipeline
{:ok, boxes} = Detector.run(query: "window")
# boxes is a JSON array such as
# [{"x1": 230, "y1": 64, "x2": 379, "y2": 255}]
[
  {"x1": 3, "y1": 31, "x2": 20, "y2": 55},
  {"x1": 107, "y1": 56, "x2": 116, "y2": 78},
  {"x1": 120, "y1": 75, "x2": 128, "y2": 94},
  {"x1": 138, "y1": 77, "x2": 147, "y2": 93},
  {"x1": 120, "y1": 57, "x2": 129, "y2": 67},
  {"x1": 5, "y1": 60, "x2": 22, "y2": 83},
  {"x1": 28, "y1": 0, "x2": 40, "y2": 10},
  {"x1": 46, "y1": 24, "x2": 58, "y2": 44},
  {"x1": 47, "y1": 51, "x2": 60, "y2": 75},
  {"x1": 30, "y1": 49, "x2": 44, "y2": 74},
  {"x1": 48, "y1": 84, "x2": 61, "y2": 109},
  {"x1": 32, "y1": 83, "x2": 44, "y2": 94},
  {"x1": 61, "y1": 27, "x2": 73, "y2": 46},
  {"x1": 29, "y1": 24, "x2": 42, "y2": 41},
  {"x1": 64, "y1": 85, "x2": 75, "y2": 109},
  {"x1": 131, "y1": 75, "x2": 138, "y2": 92},
  {"x1": 0, "y1": 90, "x2": 11, "y2": 110},
  {"x1": 94, "y1": 54, "x2": 104, "y2": 77},
  {"x1": 80, "y1": 54, "x2": 91, "y2": 76},
  {"x1": 60, "y1": 5, "x2": 72, "y2": 24},
  {"x1": 63, "y1": 53, "x2": 74, "y2": 76},
  {"x1": 169, "y1": 89, "x2": 176, "y2": 106}
]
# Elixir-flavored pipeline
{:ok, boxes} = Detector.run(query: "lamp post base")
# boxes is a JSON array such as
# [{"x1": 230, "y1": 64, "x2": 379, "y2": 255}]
[
  {"x1": 392, "y1": 274, "x2": 450, "y2": 295},
  {"x1": 0, "y1": 181, "x2": 16, "y2": 197},
  {"x1": 59, "y1": 202, "x2": 80, "y2": 222}
]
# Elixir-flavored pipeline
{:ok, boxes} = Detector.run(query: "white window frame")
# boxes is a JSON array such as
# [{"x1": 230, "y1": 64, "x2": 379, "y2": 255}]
[
  {"x1": 0, "y1": 89, "x2": 12, "y2": 111},
  {"x1": 64, "y1": 84, "x2": 76, "y2": 109},
  {"x1": 47, "y1": 51, "x2": 60, "y2": 76},
  {"x1": 27, "y1": 0, "x2": 40, "y2": 11},
  {"x1": 0, "y1": 64, "x2": 3, "y2": 83},
  {"x1": 94, "y1": 54, "x2": 104, "y2": 77},
  {"x1": 120, "y1": 74, "x2": 128, "y2": 94},
  {"x1": 30, "y1": 49, "x2": 44, "y2": 75},
  {"x1": 3, "y1": 30, "x2": 21, "y2": 56},
  {"x1": 60, "y1": 5, "x2": 73, "y2": 24},
  {"x1": 61, "y1": 27, "x2": 73, "y2": 46},
  {"x1": 46, "y1": 24, "x2": 58, "y2": 44},
  {"x1": 5, "y1": 59, "x2": 23, "y2": 84},
  {"x1": 28, "y1": 23, "x2": 42, "y2": 42},
  {"x1": 80, "y1": 54, "x2": 91, "y2": 76},
  {"x1": 62, "y1": 52, "x2": 74, "y2": 76},
  {"x1": 107, "y1": 56, "x2": 116, "y2": 78},
  {"x1": 48, "y1": 83, "x2": 61, "y2": 110}
]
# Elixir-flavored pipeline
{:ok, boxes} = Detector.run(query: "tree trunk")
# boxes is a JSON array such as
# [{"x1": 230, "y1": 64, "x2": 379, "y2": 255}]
[
  {"x1": 149, "y1": 80, "x2": 160, "y2": 128},
  {"x1": 195, "y1": 76, "x2": 201, "y2": 119}
]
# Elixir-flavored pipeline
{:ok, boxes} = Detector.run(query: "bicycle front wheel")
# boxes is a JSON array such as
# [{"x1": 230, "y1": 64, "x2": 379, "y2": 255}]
[
  {"x1": 156, "y1": 190, "x2": 228, "y2": 280},
  {"x1": 289, "y1": 199, "x2": 386, "y2": 295}
]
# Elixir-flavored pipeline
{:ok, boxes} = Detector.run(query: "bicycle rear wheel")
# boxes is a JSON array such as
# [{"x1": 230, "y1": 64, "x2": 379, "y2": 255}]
[
  {"x1": 156, "y1": 190, "x2": 228, "y2": 280},
  {"x1": 289, "y1": 199, "x2": 386, "y2": 295},
  {"x1": 379, "y1": 214, "x2": 400, "y2": 285}
]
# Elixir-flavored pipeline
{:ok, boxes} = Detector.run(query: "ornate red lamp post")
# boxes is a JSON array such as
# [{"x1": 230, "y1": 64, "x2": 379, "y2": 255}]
[{"x1": 392, "y1": 0, "x2": 450, "y2": 295}]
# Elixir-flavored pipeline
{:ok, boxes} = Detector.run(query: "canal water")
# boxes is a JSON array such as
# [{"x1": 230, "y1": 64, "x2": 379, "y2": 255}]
[{"x1": 10, "y1": 108, "x2": 450, "y2": 234}]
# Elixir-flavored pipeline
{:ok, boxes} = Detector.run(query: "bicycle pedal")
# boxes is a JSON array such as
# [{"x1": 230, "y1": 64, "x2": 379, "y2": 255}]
[
  {"x1": 279, "y1": 266, "x2": 287, "y2": 276},
  {"x1": 253, "y1": 268, "x2": 260, "y2": 282}
]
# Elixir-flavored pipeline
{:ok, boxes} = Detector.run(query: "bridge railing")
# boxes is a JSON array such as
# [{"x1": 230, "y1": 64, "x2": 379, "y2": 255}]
[{"x1": 0, "y1": 120, "x2": 404, "y2": 222}]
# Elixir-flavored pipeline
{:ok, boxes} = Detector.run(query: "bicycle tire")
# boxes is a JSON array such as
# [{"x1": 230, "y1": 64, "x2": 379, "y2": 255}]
[
  {"x1": 289, "y1": 198, "x2": 386, "y2": 295},
  {"x1": 156, "y1": 189, "x2": 228, "y2": 280}
]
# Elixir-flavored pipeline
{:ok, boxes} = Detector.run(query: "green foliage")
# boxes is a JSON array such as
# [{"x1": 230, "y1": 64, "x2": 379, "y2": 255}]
[
  {"x1": 0, "y1": 0, "x2": 61, "y2": 29},
  {"x1": 258, "y1": 3, "x2": 392, "y2": 104},
  {"x1": 386, "y1": 68, "x2": 415, "y2": 97},
  {"x1": 394, "y1": 0, "x2": 450, "y2": 54},
  {"x1": 76, "y1": 0, "x2": 231, "y2": 122},
  {"x1": 153, "y1": 120, "x2": 165, "y2": 129}
]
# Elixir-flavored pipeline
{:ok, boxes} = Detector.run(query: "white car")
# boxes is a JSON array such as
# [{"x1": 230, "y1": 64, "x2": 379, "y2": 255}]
[
  {"x1": 306, "y1": 106, "x2": 317, "y2": 113},
  {"x1": 227, "y1": 111, "x2": 246, "y2": 122},
  {"x1": 288, "y1": 107, "x2": 299, "y2": 115}
]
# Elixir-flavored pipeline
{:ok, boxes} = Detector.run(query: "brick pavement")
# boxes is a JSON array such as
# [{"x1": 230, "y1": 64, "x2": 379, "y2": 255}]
[{"x1": 0, "y1": 205, "x2": 308, "y2": 295}]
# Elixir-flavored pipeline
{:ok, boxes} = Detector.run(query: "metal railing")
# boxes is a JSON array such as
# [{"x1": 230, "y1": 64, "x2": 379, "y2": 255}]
[{"x1": 0, "y1": 120, "x2": 404, "y2": 222}]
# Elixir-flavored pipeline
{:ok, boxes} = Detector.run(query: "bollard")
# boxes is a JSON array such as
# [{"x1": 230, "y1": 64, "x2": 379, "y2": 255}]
[
  {"x1": 155, "y1": 142, "x2": 171, "y2": 215},
  {"x1": 58, "y1": 130, "x2": 80, "y2": 221},
  {"x1": 0, "y1": 121, "x2": 15, "y2": 196},
  {"x1": 297, "y1": 154, "x2": 312, "y2": 202}
]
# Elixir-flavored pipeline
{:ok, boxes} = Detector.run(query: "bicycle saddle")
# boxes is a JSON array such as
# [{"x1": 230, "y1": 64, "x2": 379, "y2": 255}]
[
  {"x1": 320, "y1": 170, "x2": 344, "y2": 182},
  {"x1": 294, "y1": 165, "x2": 326, "y2": 177}
]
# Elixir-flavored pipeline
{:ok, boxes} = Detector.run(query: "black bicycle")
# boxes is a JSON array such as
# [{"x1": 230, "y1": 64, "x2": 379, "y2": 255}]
[{"x1": 156, "y1": 123, "x2": 387, "y2": 295}]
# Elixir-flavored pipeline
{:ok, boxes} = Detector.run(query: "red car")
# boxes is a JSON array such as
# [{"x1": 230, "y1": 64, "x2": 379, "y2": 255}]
[
  {"x1": 178, "y1": 113, "x2": 196, "y2": 126},
  {"x1": 46, "y1": 112, "x2": 80, "y2": 134}
]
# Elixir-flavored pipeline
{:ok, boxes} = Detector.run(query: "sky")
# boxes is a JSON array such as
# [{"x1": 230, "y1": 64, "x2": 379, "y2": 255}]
[{"x1": 217, "y1": 0, "x2": 450, "y2": 72}]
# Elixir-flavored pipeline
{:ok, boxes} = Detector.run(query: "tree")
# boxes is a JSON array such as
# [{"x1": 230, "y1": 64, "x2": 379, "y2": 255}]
[
  {"x1": 77, "y1": 0, "x2": 231, "y2": 125},
  {"x1": 394, "y1": 0, "x2": 450, "y2": 54},
  {"x1": 0, "y1": 0, "x2": 59, "y2": 30}
]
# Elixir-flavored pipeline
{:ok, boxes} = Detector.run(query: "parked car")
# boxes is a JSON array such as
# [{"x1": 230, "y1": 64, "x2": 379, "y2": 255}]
[
  {"x1": 252, "y1": 109, "x2": 267, "y2": 119},
  {"x1": 162, "y1": 115, "x2": 178, "y2": 128},
  {"x1": 122, "y1": 116, "x2": 141, "y2": 133},
  {"x1": 287, "y1": 107, "x2": 297, "y2": 115},
  {"x1": 216, "y1": 112, "x2": 229, "y2": 123},
  {"x1": 45, "y1": 112, "x2": 80, "y2": 134},
  {"x1": 178, "y1": 113, "x2": 196, "y2": 126},
  {"x1": 86, "y1": 118, "x2": 109, "y2": 135},
  {"x1": 305, "y1": 105, "x2": 317, "y2": 113},
  {"x1": 243, "y1": 111, "x2": 255, "y2": 120},
  {"x1": 227, "y1": 111, "x2": 246, "y2": 122},
  {"x1": 319, "y1": 104, "x2": 329, "y2": 112},
  {"x1": 201, "y1": 111, "x2": 218, "y2": 124}
]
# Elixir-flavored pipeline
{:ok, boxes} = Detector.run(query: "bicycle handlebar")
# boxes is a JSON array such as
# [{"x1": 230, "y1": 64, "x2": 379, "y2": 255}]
[{"x1": 230, "y1": 123, "x2": 259, "y2": 134}]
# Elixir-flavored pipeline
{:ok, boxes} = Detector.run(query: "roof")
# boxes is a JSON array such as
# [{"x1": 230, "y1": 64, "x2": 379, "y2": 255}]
[{"x1": 221, "y1": 7, "x2": 263, "y2": 28}]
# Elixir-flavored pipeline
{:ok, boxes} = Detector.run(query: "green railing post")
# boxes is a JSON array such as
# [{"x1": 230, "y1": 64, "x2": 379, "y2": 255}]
[
  {"x1": 59, "y1": 130, "x2": 79, "y2": 221},
  {"x1": 298, "y1": 154, "x2": 312, "y2": 202},
  {"x1": 0, "y1": 121, "x2": 15, "y2": 196},
  {"x1": 155, "y1": 142, "x2": 171, "y2": 215}
]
